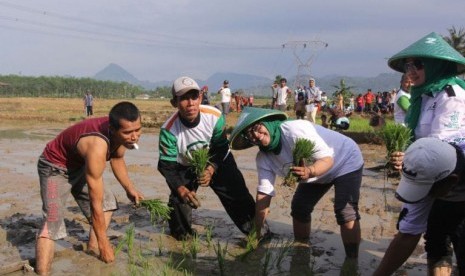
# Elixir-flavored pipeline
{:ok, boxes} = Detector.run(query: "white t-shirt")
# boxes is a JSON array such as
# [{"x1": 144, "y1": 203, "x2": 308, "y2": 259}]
[
  {"x1": 219, "y1": 87, "x2": 231, "y2": 103},
  {"x1": 276, "y1": 86, "x2": 290, "y2": 105},
  {"x1": 394, "y1": 89, "x2": 410, "y2": 125},
  {"x1": 256, "y1": 120, "x2": 364, "y2": 196}
]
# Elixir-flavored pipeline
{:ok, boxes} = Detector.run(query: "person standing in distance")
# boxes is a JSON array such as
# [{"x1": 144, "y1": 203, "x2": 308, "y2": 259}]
[
  {"x1": 393, "y1": 74, "x2": 413, "y2": 126},
  {"x1": 276, "y1": 78, "x2": 292, "y2": 111},
  {"x1": 305, "y1": 78, "x2": 322, "y2": 123},
  {"x1": 217, "y1": 80, "x2": 231, "y2": 115},
  {"x1": 83, "y1": 90, "x2": 94, "y2": 117}
]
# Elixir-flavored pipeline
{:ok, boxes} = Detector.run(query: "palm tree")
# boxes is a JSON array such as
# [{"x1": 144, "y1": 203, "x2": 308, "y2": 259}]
[
  {"x1": 332, "y1": 79, "x2": 356, "y2": 105},
  {"x1": 442, "y1": 26, "x2": 465, "y2": 56}
]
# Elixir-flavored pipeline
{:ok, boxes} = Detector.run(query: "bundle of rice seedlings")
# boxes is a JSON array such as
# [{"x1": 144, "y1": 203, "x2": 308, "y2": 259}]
[
  {"x1": 378, "y1": 123, "x2": 412, "y2": 161},
  {"x1": 138, "y1": 199, "x2": 172, "y2": 223},
  {"x1": 283, "y1": 138, "x2": 316, "y2": 188},
  {"x1": 378, "y1": 123, "x2": 412, "y2": 209},
  {"x1": 187, "y1": 147, "x2": 211, "y2": 177}
]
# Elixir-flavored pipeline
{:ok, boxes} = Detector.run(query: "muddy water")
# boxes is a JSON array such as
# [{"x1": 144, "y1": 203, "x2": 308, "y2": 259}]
[{"x1": 0, "y1": 128, "x2": 430, "y2": 275}]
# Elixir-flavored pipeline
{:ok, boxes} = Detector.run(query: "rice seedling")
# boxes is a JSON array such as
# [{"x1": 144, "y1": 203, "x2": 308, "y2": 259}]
[
  {"x1": 261, "y1": 246, "x2": 273, "y2": 276},
  {"x1": 115, "y1": 224, "x2": 136, "y2": 261},
  {"x1": 378, "y1": 123, "x2": 412, "y2": 161},
  {"x1": 134, "y1": 247, "x2": 153, "y2": 276},
  {"x1": 275, "y1": 238, "x2": 294, "y2": 268},
  {"x1": 283, "y1": 138, "x2": 316, "y2": 188},
  {"x1": 213, "y1": 241, "x2": 228, "y2": 276},
  {"x1": 245, "y1": 225, "x2": 259, "y2": 253},
  {"x1": 378, "y1": 123, "x2": 412, "y2": 210},
  {"x1": 204, "y1": 221, "x2": 215, "y2": 248},
  {"x1": 189, "y1": 232, "x2": 201, "y2": 259},
  {"x1": 181, "y1": 239, "x2": 189, "y2": 257},
  {"x1": 157, "y1": 225, "x2": 166, "y2": 256},
  {"x1": 160, "y1": 255, "x2": 190, "y2": 276},
  {"x1": 186, "y1": 147, "x2": 211, "y2": 181},
  {"x1": 156, "y1": 236, "x2": 164, "y2": 257},
  {"x1": 138, "y1": 199, "x2": 172, "y2": 223}
]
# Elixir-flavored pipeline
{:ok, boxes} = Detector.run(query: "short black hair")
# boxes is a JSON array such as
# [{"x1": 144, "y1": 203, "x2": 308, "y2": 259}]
[{"x1": 109, "y1": 101, "x2": 141, "y2": 130}]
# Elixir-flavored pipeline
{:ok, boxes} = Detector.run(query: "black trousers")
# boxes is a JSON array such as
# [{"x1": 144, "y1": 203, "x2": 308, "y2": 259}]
[
  {"x1": 424, "y1": 199, "x2": 465, "y2": 273},
  {"x1": 168, "y1": 154, "x2": 255, "y2": 239}
]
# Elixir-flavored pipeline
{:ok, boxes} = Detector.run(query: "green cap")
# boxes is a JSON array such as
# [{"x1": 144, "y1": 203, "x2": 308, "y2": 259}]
[
  {"x1": 229, "y1": 107, "x2": 287, "y2": 150},
  {"x1": 388, "y1": 32, "x2": 465, "y2": 75}
]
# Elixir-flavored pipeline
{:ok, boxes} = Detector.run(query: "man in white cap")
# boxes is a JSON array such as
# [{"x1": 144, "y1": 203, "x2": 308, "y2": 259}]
[
  {"x1": 375, "y1": 137, "x2": 465, "y2": 275},
  {"x1": 158, "y1": 76, "x2": 255, "y2": 240}
]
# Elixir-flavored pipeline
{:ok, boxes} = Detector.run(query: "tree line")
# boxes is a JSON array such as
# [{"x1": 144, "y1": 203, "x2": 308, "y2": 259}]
[{"x1": 0, "y1": 75, "x2": 172, "y2": 99}]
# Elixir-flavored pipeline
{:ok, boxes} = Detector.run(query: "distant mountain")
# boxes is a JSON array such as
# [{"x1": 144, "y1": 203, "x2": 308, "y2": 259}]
[
  {"x1": 94, "y1": 63, "x2": 140, "y2": 84},
  {"x1": 92, "y1": 63, "x2": 403, "y2": 95},
  {"x1": 94, "y1": 63, "x2": 167, "y2": 89}
]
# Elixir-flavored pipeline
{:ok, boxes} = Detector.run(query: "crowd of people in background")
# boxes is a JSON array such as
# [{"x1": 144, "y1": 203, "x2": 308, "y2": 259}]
[{"x1": 190, "y1": 75, "x2": 410, "y2": 135}]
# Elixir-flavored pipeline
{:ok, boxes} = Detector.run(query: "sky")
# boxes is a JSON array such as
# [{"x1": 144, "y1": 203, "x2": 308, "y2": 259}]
[{"x1": 1, "y1": 0, "x2": 465, "y2": 83}]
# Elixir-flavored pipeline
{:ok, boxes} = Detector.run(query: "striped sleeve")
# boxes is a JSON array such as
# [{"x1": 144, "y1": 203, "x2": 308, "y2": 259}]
[
  {"x1": 159, "y1": 128, "x2": 178, "y2": 162},
  {"x1": 211, "y1": 114, "x2": 228, "y2": 146}
]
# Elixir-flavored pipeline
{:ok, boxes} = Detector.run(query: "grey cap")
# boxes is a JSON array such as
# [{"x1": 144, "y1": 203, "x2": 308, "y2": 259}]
[{"x1": 171, "y1": 76, "x2": 200, "y2": 97}]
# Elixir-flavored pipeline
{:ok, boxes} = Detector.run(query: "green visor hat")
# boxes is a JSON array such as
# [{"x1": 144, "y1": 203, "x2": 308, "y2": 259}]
[
  {"x1": 229, "y1": 107, "x2": 288, "y2": 150},
  {"x1": 388, "y1": 32, "x2": 465, "y2": 75}
]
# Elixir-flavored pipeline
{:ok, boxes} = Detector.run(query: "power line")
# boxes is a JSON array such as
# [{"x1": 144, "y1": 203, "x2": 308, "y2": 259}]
[
  {"x1": 0, "y1": 1, "x2": 281, "y2": 50},
  {"x1": 282, "y1": 40, "x2": 328, "y2": 87}
]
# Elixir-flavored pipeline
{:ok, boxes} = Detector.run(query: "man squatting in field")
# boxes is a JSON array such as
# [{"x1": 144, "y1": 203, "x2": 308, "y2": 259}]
[
  {"x1": 35, "y1": 101, "x2": 144, "y2": 275},
  {"x1": 157, "y1": 76, "x2": 255, "y2": 240}
]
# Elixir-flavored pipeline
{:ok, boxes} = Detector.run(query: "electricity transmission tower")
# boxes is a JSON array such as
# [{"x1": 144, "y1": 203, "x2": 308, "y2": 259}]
[{"x1": 282, "y1": 40, "x2": 328, "y2": 88}]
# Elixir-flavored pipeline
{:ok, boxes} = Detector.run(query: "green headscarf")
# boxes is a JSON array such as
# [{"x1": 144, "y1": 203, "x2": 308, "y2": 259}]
[
  {"x1": 406, "y1": 58, "x2": 465, "y2": 134},
  {"x1": 259, "y1": 120, "x2": 284, "y2": 154}
]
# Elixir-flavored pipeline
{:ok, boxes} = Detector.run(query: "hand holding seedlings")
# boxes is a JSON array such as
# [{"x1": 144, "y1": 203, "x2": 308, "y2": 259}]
[
  {"x1": 186, "y1": 147, "x2": 212, "y2": 187},
  {"x1": 198, "y1": 166, "x2": 214, "y2": 187},
  {"x1": 389, "y1": 151, "x2": 405, "y2": 171},
  {"x1": 283, "y1": 138, "x2": 316, "y2": 187},
  {"x1": 290, "y1": 159, "x2": 315, "y2": 180},
  {"x1": 138, "y1": 199, "x2": 172, "y2": 222},
  {"x1": 378, "y1": 123, "x2": 411, "y2": 171},
  {"x1": 177, "y1": 186, "x2": 201, "y2": 209}
]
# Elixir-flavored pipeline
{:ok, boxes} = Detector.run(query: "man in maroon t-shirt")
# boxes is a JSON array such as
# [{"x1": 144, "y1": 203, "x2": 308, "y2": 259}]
[{"x1": 35, "y1": 102, "x2": 144, "y2": 275}]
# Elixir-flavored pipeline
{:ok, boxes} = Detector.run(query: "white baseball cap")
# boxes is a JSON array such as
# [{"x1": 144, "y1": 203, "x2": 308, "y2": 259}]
[
  {"x1": 395, "y1": 137, "x2": 456, "y2": 203},
  {"x1": 171, "y1": 76, "x2": 200, "y2": 97}
]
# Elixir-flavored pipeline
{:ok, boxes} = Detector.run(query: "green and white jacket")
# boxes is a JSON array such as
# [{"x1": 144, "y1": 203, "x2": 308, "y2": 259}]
[{"x1": 158, "y1": 105, "x2": 229, "y2": 191}]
